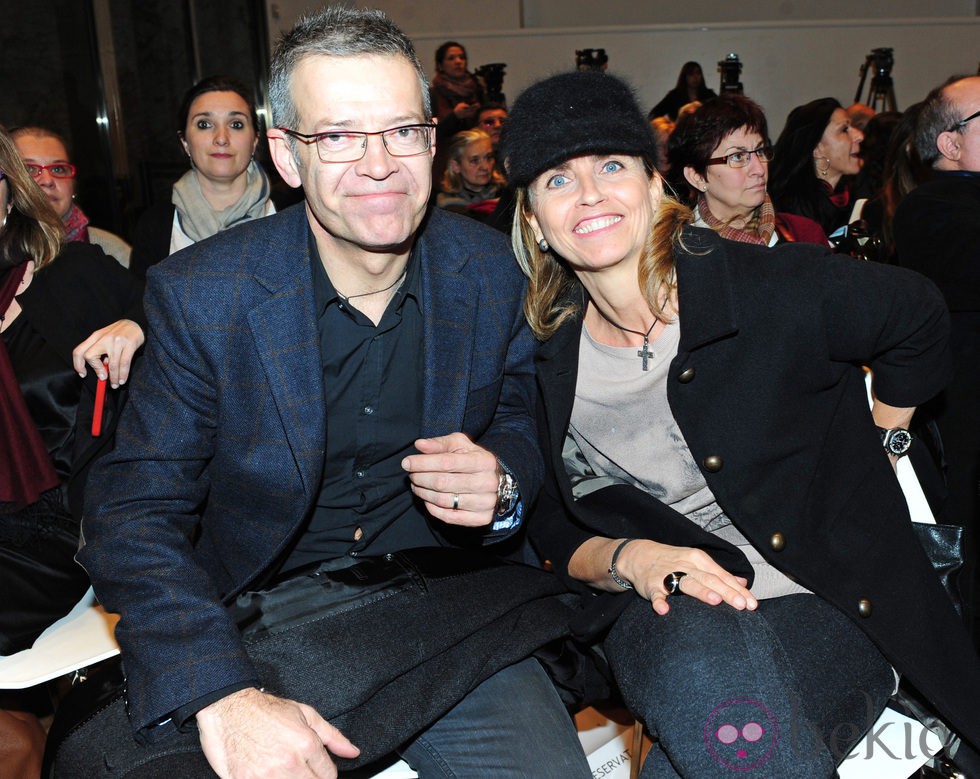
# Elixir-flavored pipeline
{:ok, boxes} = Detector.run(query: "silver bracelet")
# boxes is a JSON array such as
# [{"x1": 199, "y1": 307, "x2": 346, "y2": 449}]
[{"x1": 608, "y1": 538, "x2": 635, "y2": 590}]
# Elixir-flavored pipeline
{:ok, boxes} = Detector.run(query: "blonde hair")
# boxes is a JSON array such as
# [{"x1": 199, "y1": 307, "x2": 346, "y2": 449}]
[
  {"x1": 512, "y1": 175, "x2": 692, "y2": 341},
  {"x1": 440, "y1": 129, "x2": 505, "y2": 194},
  {"x1": 0, "y1": 125, "x2": 64, "y2": 271}
]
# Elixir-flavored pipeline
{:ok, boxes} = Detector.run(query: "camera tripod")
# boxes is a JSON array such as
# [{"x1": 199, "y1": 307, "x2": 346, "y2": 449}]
[{"x1": 855, "y1": 49, "x2": 897, "y2": 112}]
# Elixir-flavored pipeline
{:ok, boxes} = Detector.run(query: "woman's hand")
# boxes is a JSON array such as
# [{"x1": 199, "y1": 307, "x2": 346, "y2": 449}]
[
  {"x1": 617, "y1": 539, "x2": 758, "y2": 615},
  {"x1": 72, "y1": 319, "x2": 145, "y2": 387},
  {"x1": 452, "y1": 102, "x2": 478, "y2": 121},
  {"x1": 569, "y1": 537, "x2": 758, "y2": 616}
]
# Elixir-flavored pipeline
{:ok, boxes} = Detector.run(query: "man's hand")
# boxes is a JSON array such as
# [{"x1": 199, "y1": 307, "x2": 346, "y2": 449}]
[
  {"x1": 196, "y1": 687, "x2": 359, "y2": 779},
  {"x1": 72, "y1": 318, "x2": 144, "y2": 387},
  {"x1": 401, "y1": 432, "x2": 501, "y2": 527}
]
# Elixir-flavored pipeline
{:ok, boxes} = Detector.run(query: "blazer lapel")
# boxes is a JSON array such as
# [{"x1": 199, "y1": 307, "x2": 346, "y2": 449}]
[
  {"x1": 247, "y1": 211, "x2": 325, "y2": 497},
  {"x1": 535, "y1": 314, "x2": 583, "y2": 458},
  {"x1": 417, "y1": 224, "x2": 478, "y2": 438}
]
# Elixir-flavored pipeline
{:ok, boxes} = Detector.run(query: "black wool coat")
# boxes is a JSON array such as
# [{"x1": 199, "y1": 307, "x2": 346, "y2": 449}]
[{"x1": 529, "y1": 227, "x2": 980, "y2": 751}]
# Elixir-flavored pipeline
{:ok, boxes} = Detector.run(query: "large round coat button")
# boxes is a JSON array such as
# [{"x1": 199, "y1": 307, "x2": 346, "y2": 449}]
[
  {"x1": 703, "y1": 455, "x2": 723, "y2": 472},
  {"x1": 769, "y1": 532, "x2": 785, "y2": 552},
  {"x1": 678, "y1": 367, "x2": 696, "y2": 383},
  {"x1": 858, "y1": 599, "x2": 873, "y2": 618}
]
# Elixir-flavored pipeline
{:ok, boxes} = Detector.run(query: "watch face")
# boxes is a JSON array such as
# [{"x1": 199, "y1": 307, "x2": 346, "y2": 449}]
[{"x1": 884, "y1": 429, "x2": 913, "y2": 455}]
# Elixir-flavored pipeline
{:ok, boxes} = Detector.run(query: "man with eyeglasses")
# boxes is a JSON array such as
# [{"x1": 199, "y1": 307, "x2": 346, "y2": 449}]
[
  {"x1": 894, "y1": 75, "x2": 980, "y2": 655},
  {"x1": 68, "y1": 6, "x2": 590, "y2": 779}
]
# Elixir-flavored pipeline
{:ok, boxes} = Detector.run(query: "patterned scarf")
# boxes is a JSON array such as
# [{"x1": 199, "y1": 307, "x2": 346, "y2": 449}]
[
  {"x1": 0, "y1": 262, "x2": 61, "y2": 508},
  {"x1": 696, "y1": 193, "x2": 776, "y2": 246},
  {"x1": 63, "y1": 202, "x2": 90, "y2": 243},
  {"x1": 431, "y1": 71, "x2": 482, "y2": 107}
]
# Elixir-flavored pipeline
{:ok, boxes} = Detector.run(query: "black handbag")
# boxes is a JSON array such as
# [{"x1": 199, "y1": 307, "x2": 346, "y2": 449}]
[{"x1": 911, "y1": 521, "x2": 965, "y2": 616}]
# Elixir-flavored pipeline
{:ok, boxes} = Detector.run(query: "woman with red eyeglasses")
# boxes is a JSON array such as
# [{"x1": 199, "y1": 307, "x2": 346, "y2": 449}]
[
  {"x1": 12, "y1": 126, "x2": 131, "y2": 267},
  {"x1": 0, "y1": 124, "x2": 145, "y2": 655}
]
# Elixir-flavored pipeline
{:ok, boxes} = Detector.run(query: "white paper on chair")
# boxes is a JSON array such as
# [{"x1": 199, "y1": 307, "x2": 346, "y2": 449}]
[
  {"x1": 838, "y1": 707, "x2": 943, "y2": 778},
  {"x1": 586, "y1": 728, "x2": 639, "y2": 779}
]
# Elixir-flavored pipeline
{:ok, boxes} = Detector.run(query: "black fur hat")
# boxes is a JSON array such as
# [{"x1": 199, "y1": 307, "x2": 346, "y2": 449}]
[{"x1": 500, "y1": 70, "x2": 657, "y2": 188}]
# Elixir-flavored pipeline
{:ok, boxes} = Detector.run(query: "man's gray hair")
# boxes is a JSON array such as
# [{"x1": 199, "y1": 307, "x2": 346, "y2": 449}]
[
  {"x1": 915, "y1": 75, "x2": 969, "y2": 166},
  {"x1": 269, "y1": 6, "x2": 431, "y2": 133}
]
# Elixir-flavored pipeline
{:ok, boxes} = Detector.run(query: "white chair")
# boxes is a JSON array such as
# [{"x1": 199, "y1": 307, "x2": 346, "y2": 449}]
[{"x1": 0, "y1": 587, "x2": 119, "y2": 690}]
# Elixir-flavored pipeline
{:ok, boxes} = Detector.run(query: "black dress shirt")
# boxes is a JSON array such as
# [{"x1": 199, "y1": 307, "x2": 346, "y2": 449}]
[{"x1": 283, "y1": 233, "x2": 445, "y2": 570}]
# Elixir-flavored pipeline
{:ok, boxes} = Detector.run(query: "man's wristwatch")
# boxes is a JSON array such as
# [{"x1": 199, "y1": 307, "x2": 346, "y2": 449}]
[
  {"x1": 878, "y1": 427, "x2": 914, "y2": 457},
  {"x1": 495, "y1": 462, "x2": 519, "y2": 516}
]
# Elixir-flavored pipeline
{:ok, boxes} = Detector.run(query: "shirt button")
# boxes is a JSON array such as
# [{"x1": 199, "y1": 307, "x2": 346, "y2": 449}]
[
  {"x1": 355, "y1": 469, "x2": 366, "y2": 479},
  {"x1": 678, "y1": 367, "x2": 696, "y2": 383},
  {"x1": 703, "y1": 455, "x2": 723, "y2": 472},
  {"x1": 363, "y1": 406, "x2": 374, "y2": 415}
]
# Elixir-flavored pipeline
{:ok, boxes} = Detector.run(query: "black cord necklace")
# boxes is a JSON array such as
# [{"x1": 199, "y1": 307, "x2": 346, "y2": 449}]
[
  {"x1": 336, "y1": 268, "x2": 407, "y2": 303},
  {"x1": 595, "y1": 308, "x2": 658, "y2": 371}
]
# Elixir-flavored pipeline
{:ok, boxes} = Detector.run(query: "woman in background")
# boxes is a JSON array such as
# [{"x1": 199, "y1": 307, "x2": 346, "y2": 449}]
[
  {"x1": 12, "y1": 126, "x2": 131, "y2": 267},
  {"x1": 437, "y1": 129, "x2": 505, "y2": 216},
  {"x1": 649, "y1": 61, "x2": 717, "y2": 121},
  {"x1": 429, "y1": 41, "x2": 484, "y2": 126},
  {"x1": 769, "y1": 97, "x2": 864, "y2": 241},
  {"x1": 130, "y1": 75, "x2": 274, "y2": 278},
  {"x1": 668, "y1": 94, "x2": 827, "y2": 245}
]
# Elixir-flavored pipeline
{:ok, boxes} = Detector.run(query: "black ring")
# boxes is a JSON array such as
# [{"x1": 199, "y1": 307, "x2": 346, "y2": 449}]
[{"x1": 663, "y1": 571, "x2": 687, "y2": 596}]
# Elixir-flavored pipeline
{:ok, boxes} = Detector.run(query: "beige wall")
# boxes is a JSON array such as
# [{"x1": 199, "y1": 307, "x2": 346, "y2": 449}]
[{"x1": 265, "y1": 2, "x2": 980, "y2": 134}]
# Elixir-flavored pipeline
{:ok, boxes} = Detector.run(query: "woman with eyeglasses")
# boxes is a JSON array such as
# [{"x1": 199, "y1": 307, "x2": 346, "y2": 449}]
[
  {"x1": 668, "y1": 95, "x2": 828, "y2": 246},
  {"x1": 130, "y1": 75, "x2": 275, "y2": 279},
  {"x1": 12, "y1": 127, "x2": 132, "y2": 267},
  {"x1": 769, "y1": 98, "x2": 865, "y2": 243},
  {"x1": 501, "y1": 70, "x2": 980, "y2": 776},
  {"x1": 0, "y1": 124, "x2": 145, "y2": 657}
]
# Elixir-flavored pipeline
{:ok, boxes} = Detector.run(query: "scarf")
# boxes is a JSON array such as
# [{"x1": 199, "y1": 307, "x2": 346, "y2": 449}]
[
  {"x1": 827, "y1": 182, "x2": 851, "y2": 209},
  {"x1": 0, "y1": 262, "x2": 61, "y2": 508},
  {"x1": 431, "y1": 71, "x2": 482, "y2": 107},
  {"x1": 696, "y1": 192, "x2": 776, "y2": 246},
  {"x1": 171, "y1": 159, "x2": 271, "y2": 243},
  {"x1": 63, "y1": 202, "x2": 90, "y2": 243}
]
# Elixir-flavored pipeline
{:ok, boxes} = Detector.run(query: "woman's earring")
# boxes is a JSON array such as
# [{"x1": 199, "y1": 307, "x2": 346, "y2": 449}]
[
  {"x1": 537, "y1": 238, "x2": 550, "y2": 253},
  {"x1": 702, "y1": 184, "x2": 708, "y2": 192},
  {"x1": 815, "y1": 156, "x2": 831, "y2": 176}
]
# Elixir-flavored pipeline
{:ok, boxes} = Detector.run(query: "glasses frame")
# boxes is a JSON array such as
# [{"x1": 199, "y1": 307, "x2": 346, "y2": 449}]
[
  {"x1": 948, "y1": 109, "x2": 980, "y2": 133},
  {"x1": 278, "y1": 123, "x2": 436, "y2": 163},
  {"x1": 706, "y1": 144, "x2": 774, "y2": 169},
  {"x1": 25, "y1": 162, "x2": 77, "y2": 180}
]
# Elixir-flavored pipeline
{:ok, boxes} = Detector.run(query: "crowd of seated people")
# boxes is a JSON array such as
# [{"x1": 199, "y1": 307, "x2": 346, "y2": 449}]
[{"x1": 3, "y1": 21, "x2": 980, "y2": 777}]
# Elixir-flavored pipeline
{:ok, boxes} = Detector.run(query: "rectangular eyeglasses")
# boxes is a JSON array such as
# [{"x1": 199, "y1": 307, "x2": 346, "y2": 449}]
[
  {"x1": 278, "y1": 123, "x2": 436, "y2": 163},
  {"x1": 707, "y1": 144, "x2": 774, "y2": 168}
]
